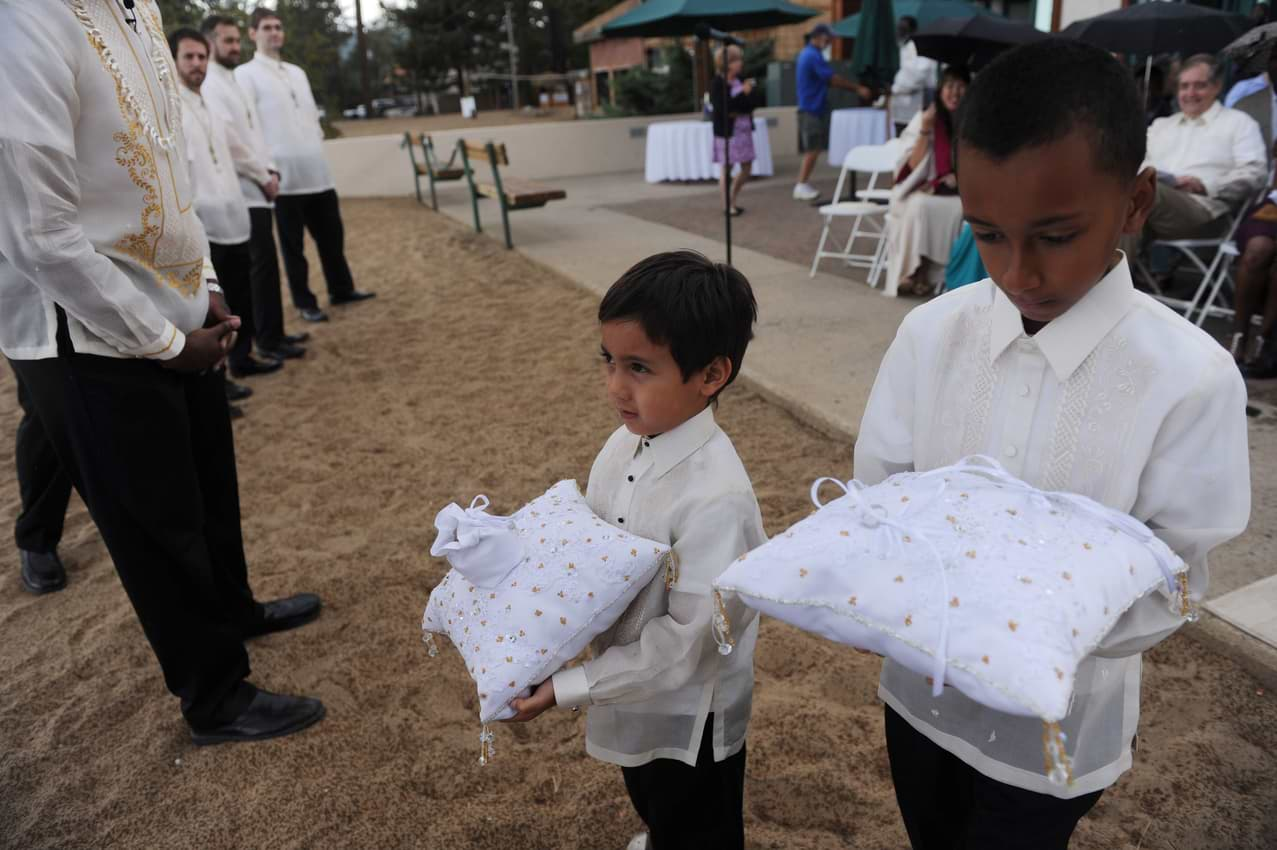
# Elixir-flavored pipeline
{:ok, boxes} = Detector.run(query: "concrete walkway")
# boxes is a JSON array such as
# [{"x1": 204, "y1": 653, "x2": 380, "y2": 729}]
[{"x1": 423, "y1": 156, "x2": 1277, "y2": 679}]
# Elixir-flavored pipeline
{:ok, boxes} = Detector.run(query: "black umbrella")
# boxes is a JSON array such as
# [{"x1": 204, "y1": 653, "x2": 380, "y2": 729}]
[
  {"x1": 1062, "y1": 3, "x2": 1249, "y2": 57},
  {"x1": 913, "y1": 14, "x2": 1052, "y2": 69}
]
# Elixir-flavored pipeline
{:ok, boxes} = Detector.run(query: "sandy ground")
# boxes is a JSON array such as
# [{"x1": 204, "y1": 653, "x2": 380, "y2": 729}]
[
  {"x1": 1, "y1": 198, "x2": 1275, "y2": 850},
  {"x1": 333, "y1": 107, "x2": 579, "y2": 139}
]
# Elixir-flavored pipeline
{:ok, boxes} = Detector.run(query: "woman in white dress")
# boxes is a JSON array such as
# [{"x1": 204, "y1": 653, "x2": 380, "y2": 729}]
[{"x1": 884, "y1": 66, "x2": 971, "y2": 296}]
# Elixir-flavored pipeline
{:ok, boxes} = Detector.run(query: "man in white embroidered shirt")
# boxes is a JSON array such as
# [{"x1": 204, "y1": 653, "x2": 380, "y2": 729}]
[
  {"x1": 235, "y1": 7, "x2": 375, "y2": 324},
  {"x1": 0, "y1": 0, "x2": 324, "y2": 745},
  {"x1": 856, "y1": 42, "x2": 1249, "y2": 849},
  {"x1": 505, "y1": 252, "x2": 765, "y2": 850},
  {"x1": 1123, "y1": 53, "x2": 1267, "y2": 260},
  {"x1": 200, "y1": 14, "x2": 309, "y2": 363},
  {"x1": 171, "y1": 28, "x2": 283, "y2": 381}
]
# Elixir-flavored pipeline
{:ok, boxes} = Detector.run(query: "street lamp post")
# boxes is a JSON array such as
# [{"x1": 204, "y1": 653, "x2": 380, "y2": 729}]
[{"x1": 355, "y1": 0, "x2": 372, "y2": 117}]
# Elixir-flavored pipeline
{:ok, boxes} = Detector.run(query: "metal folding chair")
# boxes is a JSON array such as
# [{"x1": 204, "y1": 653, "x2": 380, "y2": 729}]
[{"x1": 809, "y1": 140, "x2": 904, "y2": 282}]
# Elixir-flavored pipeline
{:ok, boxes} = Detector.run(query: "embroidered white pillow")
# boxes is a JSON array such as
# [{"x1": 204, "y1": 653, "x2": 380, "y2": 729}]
[
  {"x1": 422, "y1": 480, "x2": 670, "y2": 725},
  {"x1": 712, "y1": 456, "x2": 1189, "y2": 780}
]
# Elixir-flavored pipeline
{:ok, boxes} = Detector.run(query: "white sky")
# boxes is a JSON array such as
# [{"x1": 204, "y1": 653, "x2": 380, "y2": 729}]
[{"x1": 337, "y1": 0, "x2": 391, "y2": 26}]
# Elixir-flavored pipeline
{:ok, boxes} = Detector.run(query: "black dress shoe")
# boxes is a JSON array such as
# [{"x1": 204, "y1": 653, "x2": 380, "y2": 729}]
[
  {"x1": 229, "y1": 356, "x2": 284, "y2": 379},
  {"x1": 242, "y1": 592, "x2": 322, "y2": 639},
  {"x1": 257, "y1": 342, "x2": 306, "y2": 361},
  {"x1": 190, "y1": 688, "x2": 326, "y2": 746},
  {"x1": 330, "y1": 290, "x2": 376, "y2": 306},
  {"x1": 20, "y1": 549, "x2": 66, "y2": 595},
  {"x1": 283, "y1": 332, "x2": 311, "y2": 345},
  {"x1": 225, "y1": 380, "x2": 254, "y2": 402},
  {"x1": 1241, "y1": 352, "x2": 1277, "y2": 380},
  {"x1": 300, "y1": 307, "x2": 329, "y2": 323}
]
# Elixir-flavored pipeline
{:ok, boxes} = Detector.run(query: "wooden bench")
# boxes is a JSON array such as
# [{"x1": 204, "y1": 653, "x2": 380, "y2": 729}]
[
  {"x1": 400, "y1": 132, "x2": 465, "y2": 210},
  {"x1": 456, "y1": 140, "x2": 567, "y2": 249}
]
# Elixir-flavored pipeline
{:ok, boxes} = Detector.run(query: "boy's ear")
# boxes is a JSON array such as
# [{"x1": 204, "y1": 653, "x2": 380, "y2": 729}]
[
  {"x1": 1122, "y1": 167, "x2": 1158, "y2": 236},
  {"x1": 699, "y1": 355, "x2": 733, "y2": 399}
]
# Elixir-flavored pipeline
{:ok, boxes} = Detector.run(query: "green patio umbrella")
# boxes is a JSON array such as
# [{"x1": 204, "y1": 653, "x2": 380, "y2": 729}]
[
  {"x1": 601, "y1": 0, "x2": 818, "y2": 39},
  {"x1": 851, "y1": 0, "x2": 900, "y2": 93},
  {"x1": 834, "y1": 0, "x2": 993, "y2": 39}
]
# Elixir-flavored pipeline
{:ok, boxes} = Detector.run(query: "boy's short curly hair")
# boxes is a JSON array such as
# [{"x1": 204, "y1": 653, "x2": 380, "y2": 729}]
[
  {"x1": 957, "y1": 39, "x2": 1146, "y2": 184},
  {"x1": 599, "y1": 251, "x2": 758, "y2": 401}
]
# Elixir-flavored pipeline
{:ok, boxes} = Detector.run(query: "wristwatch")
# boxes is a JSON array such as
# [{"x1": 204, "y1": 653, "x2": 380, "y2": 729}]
[{"x1": 207, "y1": 282, "x2": 224, "y2": 295}]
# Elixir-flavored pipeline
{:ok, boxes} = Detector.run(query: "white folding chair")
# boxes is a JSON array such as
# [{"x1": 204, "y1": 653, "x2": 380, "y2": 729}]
[
  {"x1": 1136, "y1": 165, "x2": 1276, "y2": 326},
  {"x1": 854, "y1": 137, "x2": 906, "y2": 205},
  {"x1": 809, "y1": 141, "x2": 904, "y2": 281}
]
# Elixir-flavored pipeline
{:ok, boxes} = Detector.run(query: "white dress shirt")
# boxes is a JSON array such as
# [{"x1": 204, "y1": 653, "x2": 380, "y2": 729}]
[
  {"x1": 891, "y1": 39, "x2": 937, "y2": 127},
  {"x1": 1145, "y1": 100, "x2": 1267, "y2": 216},
  {"x1": 855, "y1": 257, "x2": 1250, "y2": 798},
  {"x1": 234, "y1": 55, "x2": 334, "y2": 196},
  {"x1": 552, "y1": 406, "x2": 767, "y2": 768},
  {"x1": 201, "y1": 61, "x2": 276, "y2": 209},
  {"x1": 180, "y1": 87, "x2": 251, "y2": 246},
  {"x1": 0, "y1": 0, "x2": 213, "y2": 362}
]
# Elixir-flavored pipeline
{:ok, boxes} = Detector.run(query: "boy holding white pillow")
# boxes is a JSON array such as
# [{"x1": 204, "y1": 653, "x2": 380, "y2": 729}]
[
  {"x1": 507, "y1": 251, "x2": 765, "y2": 850},
  {"x1": 855, "y1": 41, "x2": 1250, "y2": 849}
]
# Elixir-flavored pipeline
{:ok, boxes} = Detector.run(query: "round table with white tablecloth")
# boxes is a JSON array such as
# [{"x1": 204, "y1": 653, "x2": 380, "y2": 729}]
[
  {"x1": 827, "y1": 108, "x2": 893, "y2": 168},
  {"x1": 644, "y1": 120, "x2": 774, "y2": 183}
]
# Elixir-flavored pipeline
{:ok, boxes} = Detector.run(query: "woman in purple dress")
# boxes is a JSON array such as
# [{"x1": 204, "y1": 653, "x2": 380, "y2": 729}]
[{"x1": 711, "y1": 45, "x2": 759, "y2": 217}]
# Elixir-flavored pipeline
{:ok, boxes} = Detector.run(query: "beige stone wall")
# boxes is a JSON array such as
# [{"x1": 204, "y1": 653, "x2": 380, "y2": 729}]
[{"x1": 326, "y1": 107, "x2": 799, "y2": 197}]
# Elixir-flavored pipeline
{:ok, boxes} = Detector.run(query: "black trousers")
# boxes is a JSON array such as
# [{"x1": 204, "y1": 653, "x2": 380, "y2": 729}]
[
  {"x1": 273, "y1": 189, "x2": 355, "y2": 310},
  {"x1": 208, "y1": 240, "x2": 255, "y2": 369},
  {"x1": 620, "y1": 716, "x2": 747, "y2": 850},
  {"x1": 885, "y1": 706, "x2": 1103, "y2": 850},
  {"x1": 7, "y1": 312, "x2": 261, "y2": 728},
  {"x1": 12, "y1": 366, "x2": 72, "y2": 554},
  {"x1": 248, "y1": 207, "x2": 286, "y2": 350}
]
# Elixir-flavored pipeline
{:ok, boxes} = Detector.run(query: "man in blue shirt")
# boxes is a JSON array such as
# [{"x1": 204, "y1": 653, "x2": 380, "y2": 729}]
[{"x1": 795, "y1": 23, "x2": 870, "y2": 201}]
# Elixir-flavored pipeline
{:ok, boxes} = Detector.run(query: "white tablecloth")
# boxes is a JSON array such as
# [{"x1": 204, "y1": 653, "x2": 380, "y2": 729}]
[
  {"x1": 828, "y1": 108, "x2": 892, "y2": 168},
  {"x1": 644, "y1": 120, "x2": 774, "y2": 183}
]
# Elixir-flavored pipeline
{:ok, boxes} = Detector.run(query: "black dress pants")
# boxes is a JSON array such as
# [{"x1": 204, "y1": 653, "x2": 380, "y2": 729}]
[
  {"x1": 12, "y1": 366, "x2": 72, "y2": 554},
  {"x1": 620, "y1": 716, "x2": 747, "y2": 850},
  {"x1": 7, "y1": 312, "x2": 261, "y2": 729},
  {"x1": 248, "y1": 207, "x2": 286, "y2": 350},
  {"x1": 885, "y1": 706, "x2": 1103, "y2": 850},
  {"x1": 273, "y1": 189, "x2": 355, "y2": 311},
  {"x1": 208, "y1": 240, "x2": 255, "y2": 370}
]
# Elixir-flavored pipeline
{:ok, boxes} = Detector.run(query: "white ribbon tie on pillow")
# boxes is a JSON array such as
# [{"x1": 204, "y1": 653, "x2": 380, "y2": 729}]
[{"x1": 429, "y1": 495, "x2": 526, "y2": 588}]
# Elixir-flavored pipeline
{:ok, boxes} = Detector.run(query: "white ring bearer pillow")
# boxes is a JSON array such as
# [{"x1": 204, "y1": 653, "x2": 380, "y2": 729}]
[
  {"x1": 422, "y1": 480, "x2": 671, "y2": 763},
  {"x1": 711, "y1": 455, "x2": 1192, "y2": 785}
]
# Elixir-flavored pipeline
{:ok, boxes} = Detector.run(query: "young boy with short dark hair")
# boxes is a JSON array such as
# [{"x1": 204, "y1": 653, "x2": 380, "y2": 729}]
[
  {"x1": 508, "y1": 251, "x2": 765, "y2": 850},
  {"x1": 855, "y1": 40, "x2": 1250, "y2": 849}
]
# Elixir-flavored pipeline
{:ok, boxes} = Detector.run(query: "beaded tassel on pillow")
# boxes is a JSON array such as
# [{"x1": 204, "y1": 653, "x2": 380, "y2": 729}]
[{"x1": 712, "y1": 591, "x2": 735, "y2": 656}]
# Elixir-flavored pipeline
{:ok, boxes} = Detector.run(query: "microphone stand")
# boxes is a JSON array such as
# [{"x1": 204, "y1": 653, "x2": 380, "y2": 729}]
[{"x1": 701, "y1": 31, "x2": 738, "y2": 266}]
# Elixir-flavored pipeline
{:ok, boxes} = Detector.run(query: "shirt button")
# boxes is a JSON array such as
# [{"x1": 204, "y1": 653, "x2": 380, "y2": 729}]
[
  {"x1": 617, "y1": 517, "x2": 625, "y2": 524},
  {"x1": 1004, "y1": 446, "x2": 1018, "y2": 459},
  {"x1": 1018, "y1": 384, "x2": 1031, "y2": 398},
  {"x1": 627, "y1": 475, "x2": 634, "y2": 482}
]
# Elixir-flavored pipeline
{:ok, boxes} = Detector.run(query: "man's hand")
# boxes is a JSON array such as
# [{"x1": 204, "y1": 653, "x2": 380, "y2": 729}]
[
  {"x1": 504, "y1": 678, "x2": 556, "y2": 722},
  {"x1": 206, "y1": 290, "x2": 234, "y2": 326},
  {"x1": 741, "y1": 79, "x2": 754, "y2": 95},
  {"x1": 262, "y1": 174, "x2": 280, "y2": 202},
  {"x1": 938, "y1": 173, "x2": 957, "y2": 190},
  {"x1": 162, "y1": 320, "x2": 240, "y2": 373},
  {"x1": 1175, "y1": 175, "x2": 1207, "y2": 195},
  {"x1": 856, "y1": 84, "x2": 874, "y2": 102}
]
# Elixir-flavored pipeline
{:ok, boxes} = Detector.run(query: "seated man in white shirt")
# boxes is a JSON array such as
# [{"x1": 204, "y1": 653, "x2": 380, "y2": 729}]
[
  {"x1": 1122, "y1": 54, "x2": 1267, "y2": 261},
  {"x1": 890, "y1": 16, "x2": 937, "y2": 137},
  {"x1": 858, "y1": 41, "x2": 1249, "y2": 849},
  {"x1": 506, "y1": 252, "x2": 766, "y2": 850}
]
